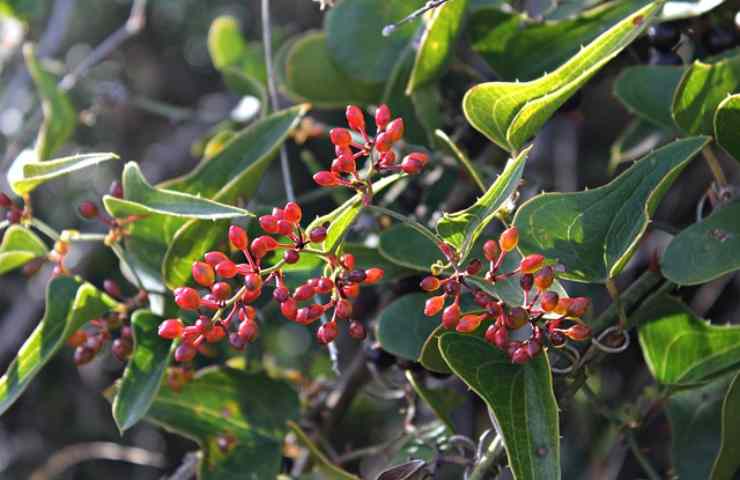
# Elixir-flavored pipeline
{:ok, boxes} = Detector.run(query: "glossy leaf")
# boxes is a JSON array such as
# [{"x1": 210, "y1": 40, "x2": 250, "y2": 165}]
[
  {"x1": 608, "y1": 119, "x2": 671, "y2": 174},
  {"x1": 711, "y1": 371, "x2": 740, "y2": 480},
  {"x1": 0, "y1": 225, "x2": 48, "y2": 274},
  {"x1": 666, "y1": 373, "x2": 732, "y2": 480},
  {"x1": 207, "y1": 15, "x2": 266, "y2": 84},
  {"x1": 613, "y1": 64, "x2": 684, "y2": 130},
  {"x1": 142, "y1": 367, "x2": 298, "y2": 479},
  {"x1": 325, "y1": 0, "x2": 425, "y2": 83},
  {"x1": 437, "y1": 146, "x2": 529, "y2": 260},
  {"x1": 23, "y1": 44, "x2": 75, "y2": 161},
  {"x1": 464, "y1": 2, "x2": 659, "y2": 152},
  {"x1": 288, "y1": 421, "x2": 361, "y2": 480},
  {"x1": 376, "y1": 294, "x2": 440, "y2": 362},
  {"x1": 439, "y1": 333, "x2": 560, "y2": 480},
  {"x1": 406, "y1": 0, "x2": 468, "y2": 93},
  {"x1": 378, "y1": 224, "x2": 445, "y2": 272},
  {"x1": 0, "y1": 277, "x2": 118, "y2": 415},
  {"x1": 103, "y1": 162, "x2": 251, "y2": 221},
  {"x1": 637, "y1": 295, "x2": 740, "y2": 385},
  {"x1": 662, "y1": 201, "x2": 740, "y2": 285},
  {"x1": 672, "y1": 54, "x2": 740, "y2": 135},
  {"x1": 282, "y1": 32, "x2": 383, "y2": 108},
  {"x1": 714, "y1": 94, "x2": 740, "y2": 162},
  {"x1": 470, "y1": 0, "x2": 650, "y2": 81},
  {"x1": 406, "y1": 371, "x2": 464, "y2": 431},
  {"x1": 10, "y1": 152, "x2": 119, "y2": 196},
  {"x1": 112, "y1": 310, "x2": 174, "y2": 433},
  {"x1": 514, "y1": 136, "x2": 709, "y2": 283}
]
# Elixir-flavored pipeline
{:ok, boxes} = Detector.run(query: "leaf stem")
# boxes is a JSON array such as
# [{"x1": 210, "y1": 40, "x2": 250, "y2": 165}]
[
  {"x1": 468, "y1": 434, "x2": 505, "y2": 480},
  {"x1": 366, "y1": 205, "x2": 440, "y2": 244},
  {"x1": 703, "y1": 145, "x2": 727, "y2": 188},
  {"x1": 625, "y1": 431, "x2": 661, "y2": 480},
  {"x1": 111, "y1": 243, "x2": 145, "y2": 291},
  {"x1": 30, "y1": 218, "x2": 61, "y2": 241}
]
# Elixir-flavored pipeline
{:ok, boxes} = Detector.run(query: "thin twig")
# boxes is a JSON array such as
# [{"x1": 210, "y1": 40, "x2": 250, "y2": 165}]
[
  {"x1": 625, "y1": 432, "x2": 661, "y2": 480},
  {"x1": 382, "y1": 0, "x2": 450, "y2": 37},
  {"x1": 468, "y1": 435, "x2": 504, "y2": 480},
  {"x1": 702, "y1": 145, "x2": 727, "y2": 189},
  {"x1": 261, "y1": 0, "x2": 295, "y2": 203},
  {"x1": 161, "y1": 451, "x2": 199, "y2": 480}
]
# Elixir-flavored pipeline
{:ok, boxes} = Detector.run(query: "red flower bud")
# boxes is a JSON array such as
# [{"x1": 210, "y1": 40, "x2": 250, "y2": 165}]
[
  {"x1": 283, "y1": 249, "x2": 300, "y2": 264},
  {"x1": 244, "y1": 272, "x2": 262, "y2": 291},
  {"x1": 424, "y1": 295, "x2": 446, "y2": 317},
  {"x1": 507, "y1": 307, "x2": 529, "y2": 329},
  {"x1": 564, "y1": 323, "x2": 591, "y2": 341},
  {"x1": 309, "y1": 226, "x2": 328, "y2": 243},
  {"x1": 349, "y1": 320, "x2": 366, "y2": 339},
  {"x1": 329, "y1": 127, "x2": 352, "y2": 147},
  {"x1": 228, "y1": 225, "x2": 248, "y2": 250},
  {"x1": 335, "y1": 299, "x2": 353, "y2": 319},
  {"x1": 283, "y1": 202, "x2": 302, "y2": 223},
  {"x1": 281, "y1": 298, "x2": 297, "y2": 320},
  {"x1": 566, "y1": 297, "x2": 591, "y2": 318},
  {"x1": 316, "y1": 277, "x2": 334, "y2": 294},
  {"x1": 375, "y1": 104, "x2": 391, "y2": 131},
  {"x1": 420, "y1": 276, "x2": 441, "y2": 292},
  {"x1": 386, "y1": 118, "x2": 404, "y2": 142},
  {"x1": 314, "y1": 171, "x2": 340, "y2": 187},
  {"x1": 400, "y1": 155, "x2": 424, "y2": 175},
  {"x1": 375, "y1": 132, "x2": 393, "y2": 153},
  {"x1": 346, "y1": 105, "x2": 365, "y2": 132},
  {"x1": 363, "y1": 268, "x2": 384, "y2": 285},
  {"x1": 519, "y1": 254, "x2": 545, "y2": 274},
  {"x1": 294, "y1": 284, "x2": 315, "y2": 302},
  {"x1": 211, "y1": 282, "x2": 232, "y2": 301},
  {"x1": 340, "y1": 253, "x2": 356, "y2": 271},
  {"x1": 456, "y1": 313, "x2": 485, "y2": 333},
  {"x1": 511, "y1": 346, "x2": 530, "y2": 364},
  {"x1": 483, "y1": 240, "x2": 500, "y2": 262},
  {"x1": 499, "y1": 227, "x2": 519, "y2": 252},
  {"x1": 238, "y1": 320, "x2": 259, "y2": 342},
  {"x1": 442, "y1": 303, "x2": 461, "y2": 329},
  {"x1": 109, "y1": 181, "x2": 124, "y2": 199},
  {"x1": 540, "y1": 291, "x2": 559, "y2": 312},
  {"x1": 204, "y1": 251, "x2": 229, "y2": 266},
  {"x1": 215, "y1": 260, "x2": 238, "y2": 278},
  {"x1": 192, "y1": 261, "x2": 215, "y2": 287},
  {"x1": 78, "y1": 201, "x2": 99, "y2": 219},
  {"x1": 317, "y1": 322, "x2": 338, "y2": 344},
  {"x1": 534, "y1": 266, "x2": 554, "y2": 290},
  {"x1": 341, "y1": 283, "x2": 360, "y2": 298},
  {"x1": 174, "y1": 287, "x2": 200, "y2": 310},
  {"x1": 174, "y1": 342, "x2": 197, "y2": 362},
  {"x1": 520, "y1": 274, "x2": 534, "y2": 292},
  {"x1": 259, "y1": 215, "x2": 279, "y2": 234}
]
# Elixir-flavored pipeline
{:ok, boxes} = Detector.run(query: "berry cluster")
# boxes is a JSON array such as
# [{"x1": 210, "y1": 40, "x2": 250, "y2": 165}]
[
  {"x1": 421, "y1": 226, "x2": 592, "y2": 364},
  {"x1": 158, "y1": 201, "x2": 384, "y2": 363},
  {"x1": 313, "y1": 104, "x2": 429, "y2": 204},
  {"x1": 0, "y1": 192, "x2": 23, "y2": 224}
]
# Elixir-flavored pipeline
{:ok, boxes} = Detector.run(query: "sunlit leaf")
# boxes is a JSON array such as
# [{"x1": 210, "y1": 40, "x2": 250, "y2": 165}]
[
  {"x1": 10, "y1": 152, "x2": 119, "y2": 196},
  {"x1": 714, "y1": 94, "x2": 740, "y2": 163},
  {"x1": 0, "y1": 225, "x2": 48, "y2": 275}
]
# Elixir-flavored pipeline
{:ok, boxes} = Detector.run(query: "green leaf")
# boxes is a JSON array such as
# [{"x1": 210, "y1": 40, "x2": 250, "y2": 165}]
[
  {"x1": 637, "y1": 295, "x2": 740, "y2": 386},
  {"x1": 375, "y1": 293, "x2": 439, "y2": 362},
  {"x1": 137, "y1": 367, "x2": 299, "y2": 480},
  {"x1": 464, "y1": 2, "x2": 660, "y2": 152},
  {"x1": 437, "y1": 147, "x2": 530, "y2": 260},
  {"x1": 10, "y1": 152, "x2": 119, "y2": 196},
  {"x1": 470, "y1": 0, "x2": 651, "y2": 82},
  {"x1": 613, "y1": 65, "x2": 684, "y2": 130},
  {"x1": 434, "y1": 129, "x2": 485, "y2": 192},
  {"x1": 666, "y1": 373, "x2": 732, "y2": 480},
  {"x1": 608, "y1": 119, "x2": 671, "y2": 175},
  {"x1": 112, "y1": 310, "x2": 174, "y2": 433},
  {"x1": 714, "y1": 94, "x2": 740, "y2": 162},
  {"x1": 288, "y1": 421, "x2": 361, "y2": 480},
  {"x1": 23, "y1": 44, "x2": 76, "y2": 161},
  {"x1": 0, "y1": 225, "x2": 48, "y2": 274},
  {"x1": 282, "y1": 32, "x2": 383, "y2": 108},
  {"x1": 379, "y1": 224, "x2": 445, "y2": 272},
  {"x1": 325, "y1": 0, "x2": 425, "y2": 84},
  {"x1": 405, "y1": 370, "x2": 464, "y2": 431},
  {"x1": 513, "y1": 136, "x2": 709, "y2": 283},
  {"x1": 661, "y1": 201, "x2": 740, "y2": 285},
  {"x1": 711, "y1": 371, "x2": 740, "y2": 480},
  {"x1": 439, "y1": 333, "x2": 560, "y2": 480},
  {"x1": 672, "y1": 54, "x2": 740, "y2": 135},
  {"x1": 0, "y1": 277, "x2": 118, "y2": 415},
  {"x1": 103, "y1": 162, "x2": 251, "y2": 221},
  {"x1": 406, "y1": 0, "x2": 468, "y2": 93}
]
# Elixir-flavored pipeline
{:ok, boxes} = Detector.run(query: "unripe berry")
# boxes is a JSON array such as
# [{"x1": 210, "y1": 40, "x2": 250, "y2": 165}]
[
  {"x1": 158, "y1": 319, "x2": 184, "y2": 339},
  {"x1": 192, "y1": 261, "x2": 215, "y2": 287},
  {"x1": 330, "y1": 128, "x2": 352, "y2": 147},
  {"x1": 483, "y1": 240, "x2": 500, "y2": 261},
  {"x1": 205, "y1": 251, "x2": 229, "y2": 266},
  {"x1": 519, "y1": 254, "x2": 545, "y2": 274},
  {"x1": 346, "y1": 105, "x2": 365, "y2": 132},
  {"x1": 520, "y1": 274, "x2": 534, "y2": 292},
  {"x1": 534, "y1": 266, "x2": 554, "y2": 291},
  {"x1": 211, "y1": 282, "x2": 232, "y2": 301},
  {"x1": 283, "y1": 202, "x2": 302, "y2": 223},
  {"x1": 566, "y1": 297, "x2": 590, "y2": 318},
  {"x1": 363, "y1": 268, "x2": 384, "y2": 285},
  {"x1": 109, "y1": 180, "x2": 124, "y2": 199},
  {"x1": 564, "y1": 323, "x2": 591, "y2": 341},
  {"x1": 314, "y1": 171, "x2": 340, "y2": 187},
  {"x1": 309, "y1": 226, "x2": 328, "y2": 243},
  {"x1": 511, "y1": 346, "x2": 530, "y2": 364},
  {"x1": 78, "y1": 201, "x2": 99, "y2": 219},
  {"x1": 281, "y1": 297, "x2": 298, "y2": 320},
  {"x1": 294, "y1": 284, "x2": 315, "y2": 302},
  {"x1": 174, "y1": 342, "x2": 197, "y2": 362},
  {"x1": 400, "y1": 156, "x2": 424, "y2": 175},
  {"x1": 103, "y1": 279, "x2": 123, "y2": 299},
  {"x1": 540, "y1": 291, "x2": 559, "y2": 312},
  {"x1": 442, "y1": 303, "x2": 461, "y2": 329},
  {"x1": 499, "y1": 227, "x2": 519, "y2": 252},
  {"x1": 259, "y1": 215, "x2": 279, "y2": 234},
  {"x1": 507, "y1": 307, "x2": 529, "y2": 329},
  {"x1": 348, "y1": 269, "x2": 367, "y2": 283},
  {"x1": 228, "y1": 225, "x2": 248, "y2": 250},
  {"x1": 341, "y1": 253, "x2": 356, "y2": 271},
  {"x1": 0, "y1": 192, "x2": 13, "y2": 208},
  {"x1": 375, "y1": 132, "x2": 393, "y2": 153},
  {"x1": 349, "y1": 320, "x2": 366, "y2": 339},
  {"x1": 386, "y1": 118, "x2": 404, "y2": 142},
  {"x1": 549, "y1": 330, "x2": 566, "y2": 347},
  {"x1": 424, "y1": 295, "x2": 446, "y2": 316},
  {"x1": 238, "y1": 320, "x2": 259, "y2": 342},
  {"x1": 375, "y1": 104, "x2": 391, "y2": 131},
  {"x1": 456, "y1": 314, "x2": 485, "y2": 333},
  {"x1": 335, "y1": 299, "x2": 353, "y2": 319},
  {"x1": 284, "y1": 250, "x2": 300, "y2": 264},
  {"x1": 420, "y1": 276, "x2": 441, "y2": 292},
  {"x1": 341, "y1": 283, "x2": 360, "y2": 298},
  {"x1": 112, "y1": 338, "x2": 133, "y2": 361},
  {"x1": 174, "y1": 287, "x2": 200, "y2": 310},
  {"x1": 215, "y1": 260, "x2": 238, "y2": 278}
]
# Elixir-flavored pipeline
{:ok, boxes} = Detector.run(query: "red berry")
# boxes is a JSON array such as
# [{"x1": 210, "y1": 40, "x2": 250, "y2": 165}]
[
  {"x1": 316, "y1": 277, "x2": 334, "y2": 294},
  {"x1": 74, "y1": 347, "x2": 95, "y2": 366},
  {"x1": 347, "y1": 269, "x2": 367, "y2": 283},
  {"x1": 483, "y1": 240, "x2": 500, "y2": 261},
  {"x1": 520, "y1": 254, "x2": 545, "y2": 274},
  {"x1": 511, "y1": 347, "x2": 530, "y2": 364},
  {"x1": 67, "y1": 329, "x2": 88, "y2": 347},
  {"x1": 507, "y1": 307, "x2": 529, "y2": 329},
  {"x1": 534, "y1": 266, "x2": 554, "y2": 291},
  {"x1": 205, "y1": 251, "x2": 229, "y2": 266},
  {"x1": 549, "y1": 330, "x2": 566, "y2": 347},
  {"x1": 526, "y1": 340, "x2": 542, "y2": 358},
  {"x1": 349, "y1": 320, "x2": 366, "y2": 339},
  {"x1": 215, "y1": 260, "x2": 238, "y2": 278},
  {"x1": 442, "y1": 303, "x2": 461, "y2": 329},
  {"x1": 314, "y1": 171, "x2": 341, "y2": 187},
  {"x1": 341, "y1": 283, "x2": 360, "y2": 298},
  {"x1": 238, "y1": 320, "x2": 259, "y2": 342},
  {"x1": 420, "y1": 276, "x2": 441, "y2": 292},
  {"x1": 475, "y1": 290, "x2": 491, "y2": 307},
  {"x1": 229, "y1": 225, "x2": 248, "y2": 250},
  {"x1": 200, "y1": 294, "x2": 221, "y2": 310},
  {"x1": 241, "y1": 287, "x2": 261, "y2": 304},
  {"x1": 375, "y1": 132, "x2": 393, "y2": 153},
  {"x1": 340, "y1": 253, "x2": 356, "y2": 271},
  {"x1": 308, "y1": 303, "x2": 325, "y2": 321},
  {"x1": 520, "y1": 274, "x2": 534, "y2": 292},
  {"x1": 211, "y1": 282, "x2": 232, "y2": 301},
  {"x1": 78, "y1": 201, "x2": 98, "y2": 219},
  {"x1": 283, "y1": 202, "x2": 302, "y2": 223},
  {"x1": 239, "y1": 305, "x2": 256, "y2": 323},
  {"x1": 456, "y1": 314, "x2": 485, "y2": 333},
  {"x1": 103, "y1": 279, "x2": 123, "y2": 299},
  {"x1": 158, "y1": 319, "x2": 184, "y2": 339},
  {"x1": 112, "y1": 338, "x2": 133, "y2": 361},
  {"x1": 281, "y1": 298, "x2": 298, "y2": 320},
  {"x1": 273, "y1": 286, "x2": 290, "y2": 303},
  {"x1": 229, "y1": 332, "x2": 247, "y2": 350},
  {"x1": 330, "y1": 128, "x2": 352, "y2": 147},
  {"x1": 494, "y1": 326, "x2": 509, "y2": 349},
  {"x1": 564, "y1": 323, "x2": 591, "y2": 341},
  {"x1": 250, "y1": 236, "x2": 278, "y2": 258},
  {"x1": 309, "y1": 226, "x2": 328, "y2": 243},
  {"x1": 192, "y1": 261, "x2": 215, "y2": 287},
  {"x1": 276, "y1": 219, "x2": 292, "y2": 236},
  {"x1": 244, "y1": 272, "x2": 262, "y2": 291},
  {"x1": 375, "y1": 104, "x2": 391, "y2": 131},
  {"x1": 174, "y1": 342, "x2": 197, "y2": 362},
  {"x1": 401, "y1": 156, "x2": 424, "y2": 175},
  {"x1": 424, "y1": 295, "x2": 446, "y2": 317},
  {"x1": 109, "y1": 180, "x2": 124, "y2": 199},
  {"x1": 259, "y1": 215, "x2": 279, "y2": 234},
  {"x1": 0, "y1": 192, "x2": 13, "y2": 208},
  {"x1": 386, "y1": 118, "x2": 404, "y2": 142},
  {"x1": 294, "y1": 284, "x2": 315, "y2": 302},
  {"x1": 363, "y1": 268, "x2": 384, "y2": 285},
  {"x1": 378, "y1": 151, "x2": 396, "y2": 168},
  {"x1": 283, "y1": 250, "x2": 300, "y2": 264},
  {"x1": 554, "y1": 297, "x2": 573, "y2": 315},
  {"x1": 296, "y1": 307, "x2": 311, "y2": 325},
  {"x1": 174, "y1": 287, "x2": 200, "y2": 310},
  {"x1": 467, "y1": 259, "x2": 482, "y2": 276},
  {"x1": 336, "y1": 154, "x2": 357, "y2": 173},
  {"x1": 540, "y1": 291, "x2": 559, "y2": 312},
  {"x1": 335, "y1": 299, "x2": 353, "y2": 319},
  {"x1": 566, "y1": 297, "x2": 591, "y2": 318},
  {"x1": 499, "y1": 227, "x2": 519, "y2": 252},
  {"x1": 346, "y1": 105, "x2": 365, "y2": 132},
  {"x1": 317, "y1": 322, "x2": 338, "y2": 344}
]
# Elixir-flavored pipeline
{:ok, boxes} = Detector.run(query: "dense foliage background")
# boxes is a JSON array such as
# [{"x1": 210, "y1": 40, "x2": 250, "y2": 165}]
[{"x1": 0, "y1": 0, "x2": 738, "y2": 479}]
